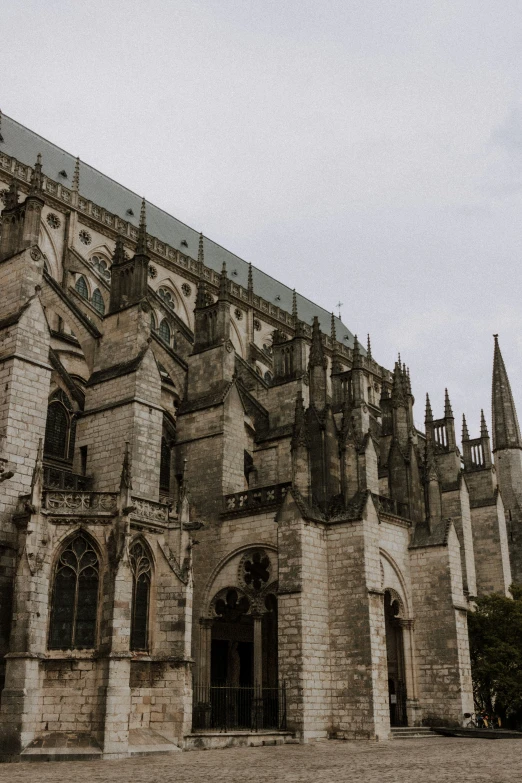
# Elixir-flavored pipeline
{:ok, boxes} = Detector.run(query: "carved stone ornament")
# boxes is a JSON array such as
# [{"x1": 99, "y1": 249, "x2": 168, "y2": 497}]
[
  {"x1": 30, "y1": 247, "x2": 41, "y2": 262},
  {"x1": 238, "y1": 548, "x2": 271, "y2": 592}
]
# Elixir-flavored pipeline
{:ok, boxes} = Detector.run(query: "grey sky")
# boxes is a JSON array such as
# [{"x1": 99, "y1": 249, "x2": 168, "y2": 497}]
[{"x1": 3, "y1": 0, "x2": 522, "y2": 436}]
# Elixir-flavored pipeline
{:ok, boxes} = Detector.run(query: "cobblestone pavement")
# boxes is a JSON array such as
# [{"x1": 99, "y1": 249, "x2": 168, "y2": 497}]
[{"x1": 1, "y1": 738, "x2": 521, "y2": 783}]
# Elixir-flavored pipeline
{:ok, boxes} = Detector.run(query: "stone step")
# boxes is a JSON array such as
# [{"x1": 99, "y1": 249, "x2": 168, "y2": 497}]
[{"x1": 391, "y1": 727, "x2": 437, "y2": 739}]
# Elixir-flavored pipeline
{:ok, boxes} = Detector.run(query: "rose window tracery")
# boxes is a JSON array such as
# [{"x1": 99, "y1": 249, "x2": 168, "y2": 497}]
[
  {"x1": 241, "y1": 549, "x2": 271, "y2": 591},
  {"x1": 214, "y1": 589, "x2": 250, "y2": 622}
]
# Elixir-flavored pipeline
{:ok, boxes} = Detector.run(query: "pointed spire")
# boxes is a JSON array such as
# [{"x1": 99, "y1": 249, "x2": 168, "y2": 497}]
[
  {"x1": 248, "y1": 262, "x2": 253, "y2": 293},
  {"x1": 120, "y1": 441, "x2": 132, "y2": 490},
  {"x1": 462, "y1": 413, "x2": 470, "y2": 442},
  {"x1": 198, "y1": 231, "x2": 204, "y2": 266},
  {"x1": 425, "y1": 393, "x2": 433, "y2": 424},
  {"x1": 331, "y1": 312, "x2": 336, "y2": 341},
  {"x1": 392, "y1": 362, "x2": 406, "y2": 407},
  {"x1": 309, "y1": 316, "x2": 327, "y2": 368},
  {"x1": 405, "y1": 366, "x2": 412, "y2": 396},
  {"x1": 136, "y1": 197, "x2": 148, "y2": 255},
  {"x1": 29, "y1": 153, "x2": 43, "y2": 193},
  {"x1": 444, "y1": 388, "x2": 454, "y2": 419},
  {"x1": 352, "y1": 334, "x2": 362, "y2": 369},
  {"x1": 0, "y1": 109, "x2": 4, "y2": 143},
  {"x1": 492, "y1": 334, "x2": 522, "y2": 451},
  {"x1": 219, "y1": 261, "x2": 229, "y2": 301},
  {"x1": 112, "y1": 233, "x2": 126, "y2": 266},
  {"x1": 367, "y1": 334, "x2": 372, "y2": 361},
  {"x1": 480, "y1": 409, "x2": 489, "y2": 438},
  {"x1": 72, "y1": 156, "x2": 80, "y2": 192}
]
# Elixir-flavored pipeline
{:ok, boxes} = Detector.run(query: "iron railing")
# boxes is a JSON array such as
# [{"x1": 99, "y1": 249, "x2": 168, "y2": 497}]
[{"x1": 192, "y1": 684, "x2": 287, "y2": 732}]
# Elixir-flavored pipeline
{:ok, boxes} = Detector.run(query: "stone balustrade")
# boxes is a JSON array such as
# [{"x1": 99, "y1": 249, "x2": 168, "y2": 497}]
[{"x1": 223, "y1": 483, "x2": 292, "y2": 517}]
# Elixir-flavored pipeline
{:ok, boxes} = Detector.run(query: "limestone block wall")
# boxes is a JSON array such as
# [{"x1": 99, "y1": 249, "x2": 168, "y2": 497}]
[
  {"x1": 129, "y1": 660, "x2": 192, "y2": 742},
  {"x1": 471, "y1": 495, "x2": 511, "y2": 596},
  {"x1": 442, "y1": 482, "x2": 477, "y2": 597},
  {"x1": 327, "y1": 501, "x2": 389, "y2": 740},
  {"x1": 409, "y1": 525, "x2": 473, "y2": 725},
  {"x1": 38, "y1": 658, "x2": 105, "y2": 736}
]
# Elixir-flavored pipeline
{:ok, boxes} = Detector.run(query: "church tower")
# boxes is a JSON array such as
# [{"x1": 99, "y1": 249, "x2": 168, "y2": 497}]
[{"x1": 492, "y1": 335, "x2": 522, "y2": 583}]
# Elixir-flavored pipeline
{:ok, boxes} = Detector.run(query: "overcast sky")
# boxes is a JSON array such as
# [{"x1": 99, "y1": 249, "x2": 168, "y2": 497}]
[{"x1": 3, "y1": 0, "x2": 522, "y2": 437}]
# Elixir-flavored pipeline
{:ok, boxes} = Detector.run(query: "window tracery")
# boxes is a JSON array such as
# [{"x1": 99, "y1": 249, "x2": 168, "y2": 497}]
[
  {"x1": 44, "y1": 391, "x2": 74, "y2": 461},
  {"x1": 129, "y1": 540, "x2": 152, "y2": 651},
  {"x1": 75, "y1": 275, "x2": 88, "y2": 299},
  {"x1": 159, "y1": 318, "x2": 171, "y2": 344},
  {"x1": 48, "y1": 534, "x2": 99, "y2": 650},
  {"x1": 91, "y1": 254, "x2": 111, "y2": 280},
  {"x1": 158, "y1": 287, "x2": 176, "y2": 310},
  {"x1": 91, "y1": 288, "x2": 105, "y2": 315}
]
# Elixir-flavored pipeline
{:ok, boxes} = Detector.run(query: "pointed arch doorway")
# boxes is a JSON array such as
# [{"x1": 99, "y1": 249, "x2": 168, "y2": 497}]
[{"x1": 384, "y1": 589, "x2": 407, "y2": 726}]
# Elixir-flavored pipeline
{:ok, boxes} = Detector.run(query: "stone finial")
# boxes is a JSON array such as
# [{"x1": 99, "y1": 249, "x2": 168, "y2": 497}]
[
  {"x1": 492, "y1": 334, "x2": 522, "y2": 452},
  {"x1": 120, "y1": 441, "x2": 132, "y2": 491},
  {"x1": 198, "y1": 231, "x2": 204, "y2": 266},
  {"x1": 248, "y1": 262, "x2": 253, "y2": 293},
  {"x1": 444, "y1": 388, "x2": 454, "y2": 419},
  {"x1": 367, "y1": 334, "x2": 372, "y2": 361},
  {"x1": 425, "y1": 393, "x2": 434, "y2": 424},
  {"x1": 291, "y1": 390, "x2": 309, "y2": 449},
  {"x1": 405, "y1": 366, "x2": 412, "y2": 396},
  {"x1": 331, "y1": 312, "x2": 336, "y2": 341},
  {"x1": 309, "y1": 316, "x2": 327, "y2": 368},
  {"x1": 136, "y1": 197, "x2": 148, "y2": 256},
  {"x1": 29, "y1": 153, "x2": 43, "y2": 194},
  {"x1": 462, "y1": 413, "x2": 470, "y2": 442},
  {"x1": 480, "y1": 409, "x2": 489, "y2": 438},
  {"x1": 391, "y1": 362, "x2": 406, "y2": 408},
  {"x1": 292, "y1": 289, "x2": 298, "y2": 321},
  {"x1": 72, "y1": 157, "x2": 80, "y2": 192}
]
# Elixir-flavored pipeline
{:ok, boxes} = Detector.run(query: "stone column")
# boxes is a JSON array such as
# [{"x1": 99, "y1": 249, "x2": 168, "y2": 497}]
[
  {"x1": 252, "y1": 613, "x2": 263, "y2": 729},
  {"x1": 194, "y1": 618, "x2": 212, "y2": 729},
  {"x1": 399, "y1": 619, "x2": 420, "y2": 726}
]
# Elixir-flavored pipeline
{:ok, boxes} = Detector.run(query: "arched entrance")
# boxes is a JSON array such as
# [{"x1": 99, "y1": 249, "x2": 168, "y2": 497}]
[
  {"x1": 194, "y1": 548, "x2": 282, "y2": 731},
  {"x1": 384, "y1": 589, "x2": 407, "y2": 726}
]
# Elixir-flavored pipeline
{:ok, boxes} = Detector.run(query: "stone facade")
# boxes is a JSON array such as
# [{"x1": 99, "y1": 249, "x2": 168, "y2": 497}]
[{"x1": 0, "y1": 114, "x2": 519, "y2": 759}]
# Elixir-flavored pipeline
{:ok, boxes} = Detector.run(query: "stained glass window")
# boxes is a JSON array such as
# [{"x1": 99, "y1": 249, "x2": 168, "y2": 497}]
[
  {"x1": 91, "y1": 288, "x2": 105, "y2": 315},
  {"x1": 75, "y1": 275, "x2": 88, "y2": 299},
  {"x1": 48, "y1": 534, "x2": 99, "y2": 650},
  {"x1": 129, "y1": 540, "x2": 152, "y2": 651},
  {"x1": 159, "y1": 319, "x2": 171, "y2": 344}
]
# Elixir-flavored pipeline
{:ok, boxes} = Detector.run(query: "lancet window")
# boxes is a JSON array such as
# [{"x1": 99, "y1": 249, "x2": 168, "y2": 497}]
[
  {"x1": 159, "y1": 318, "x2": 171, "y2": 344},
  {"x1": 48, "y1": 534, "x2": 99, "y2": 650},
  {"x1": 75, "y1": 274, "x2": 88, "y2": 299},
  {"x1": 44, "y1": 390, "x2": 75, "y2": 461},
  {"x1": 130, "y1": 540, "x2": 152, "y2": 651}
]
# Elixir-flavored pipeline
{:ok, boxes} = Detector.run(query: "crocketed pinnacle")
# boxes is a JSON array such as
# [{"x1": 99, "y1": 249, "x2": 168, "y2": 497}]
[
  {"x1": 292, "y1": 289, "x2": 298, "y2": 321},
  {"x1": 136, "y1": 197, "x2": 148, "y2": 255},
  {"x1": 462, "y1": 413, "x2": 470, "y2": 442},
  {"x1": 112, "y1": 234, "x2": 126, "y2": 266},
  {"x1": 492, "y1": 334, "x2": 522, "y2": 451},
  {"x1": 480, "y1": 409, "x2": 489, "y2": 438},
  {"x1": 198, "y1": 232, "x2": 204, "y2": 266},
  {"x1": 5, "y1": 179, "x2": 18, "y2": 209},
  {"x1": 444, "y1": 388, "x2": 454, "y2": 419},
  {"x1": 219, "y1": 261, "x2": 229, "y2": 300},
  {"x1": 72, "y1": 157, "x2": 80, "y2": 192},
  {"x1": 352, "y1": 334, "x2": 362, "y2": 369},
  {"x1": 309, "y1": 316, "x2": 327, "y2": 368},
  {"x1": 29, "y1": 153, "x2": 43, "y2": 193},
  {"x1": 120, "y1": 442, "x2": 132, "y2": 490},
  {"x1": 248, "y1": 262, "x2": 253, "y2": 293},
  {"x1": 195, "y1": 278, "x2": 207, "y2": 309},
  {"x1": 0, "y1": 109, "x2": 3, "y2": 143},
  {"x1": 391, "y1": 362, "x2": 406, "y2": 408},
  {"x1": 425, "y1": 393, "x2": 433, "y2": 424},
  {"x1": 331, "y1": 312, "x2": 336, "y2": 341},
  {"x1": 367, "y1": 334, "x2": 372, "y2": 361}
]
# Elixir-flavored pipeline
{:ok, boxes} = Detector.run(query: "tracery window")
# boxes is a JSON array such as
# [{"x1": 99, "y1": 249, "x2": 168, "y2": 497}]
[
  {"x1": 160, "y1": 437, "x2": 171, "y2": 494},
  {"x1": 91, "y1": 254, "x2": 111, "y2": 280},
  {"x1": 158, "y1": 287, "x2": 176, "y2": 310},
  {"x1": 75, "y1": 275, "x2": 88, "y2": 299},
  {"x1": 48, "y1": 534, "x2": 99, "y2": 650},
  {"x1": 44, "y1": 391, "x2": 75, "y2": 461},
  {"x1": 129, "y1": 540, "x2": 152, "y2": 651},
  {"x1": 91, "y1": 288, "x2": 105, "y2": 315},
  {"x1": 159, "y1": 318, "x2": 171, "y2": 344}
]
